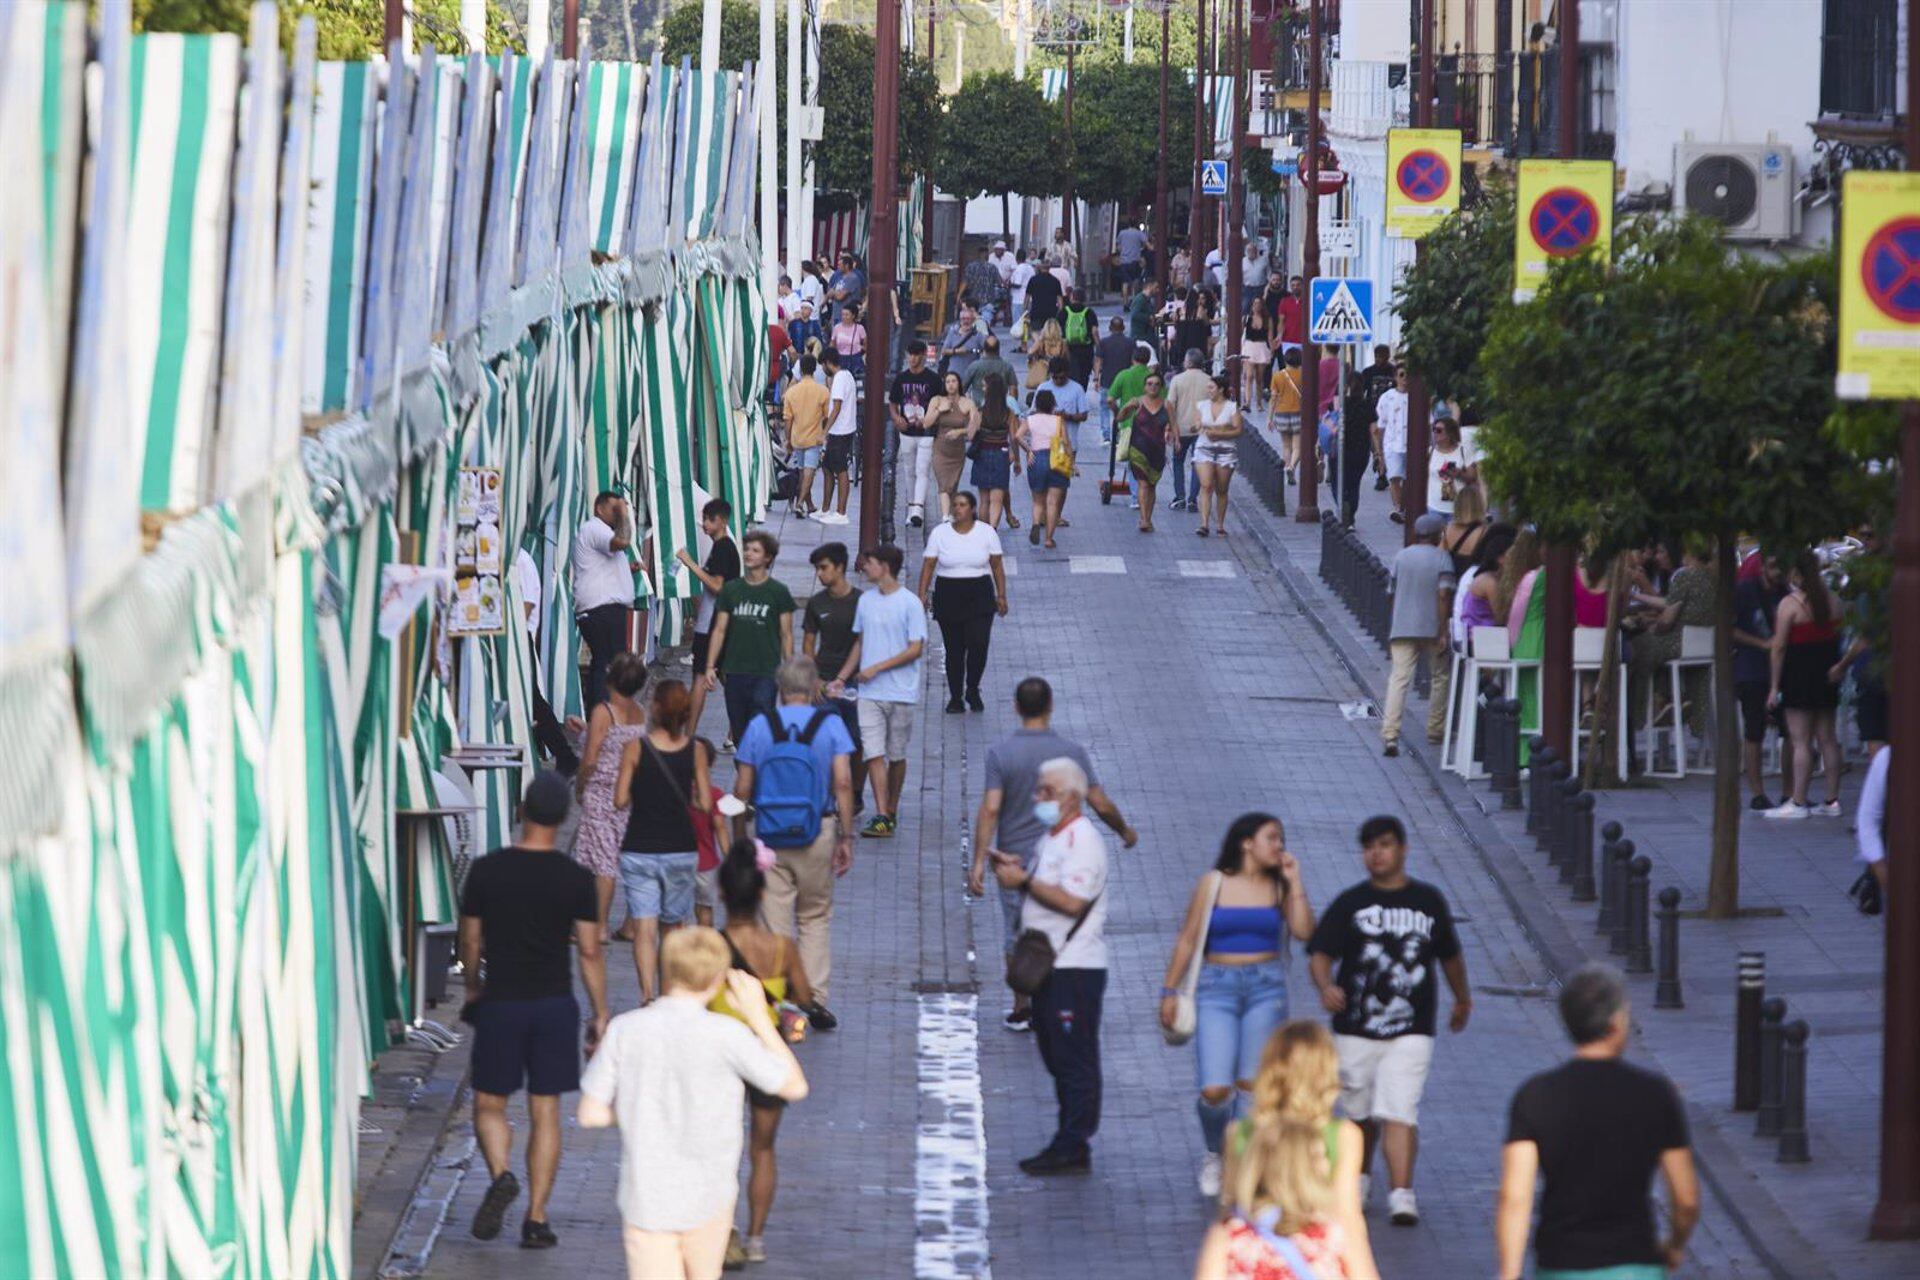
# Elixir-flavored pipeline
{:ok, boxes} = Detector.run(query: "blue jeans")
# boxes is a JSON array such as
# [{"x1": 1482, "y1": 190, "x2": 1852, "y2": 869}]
[
  {"x1": 723, "y1": 672, "x2": 778, "y2": 743},
  {"x1": 1194, "y1": 959, "x2": 1290, "y2": 1152}
]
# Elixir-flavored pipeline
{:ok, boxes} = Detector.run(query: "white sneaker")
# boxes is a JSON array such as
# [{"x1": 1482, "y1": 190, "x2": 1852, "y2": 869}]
[
  {"x1": 1762, "y1": 800, "x2": 1811, "y2": 821},
  {"x1": 1197, "y1": 1152, "x2": 1223, "y2": 1198},
  {"x1": 743, "y1": 1236, "x2": 767, "y2": 1263},
  {"x1": 1388, "y1": 1187, "x2": 1419, "y2": 1226},
  {"x1": 1814, "y1": 800, "x2": 1844, "y2": 819}
]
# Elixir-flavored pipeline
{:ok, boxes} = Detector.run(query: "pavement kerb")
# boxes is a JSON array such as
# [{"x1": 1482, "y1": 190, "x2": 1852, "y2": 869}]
[{"x1": 1227, "y1": 483, "x2": 1831, "y2": 1280}]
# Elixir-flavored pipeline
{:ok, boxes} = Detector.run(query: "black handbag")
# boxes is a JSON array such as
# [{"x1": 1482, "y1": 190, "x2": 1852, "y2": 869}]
[{"x1": 1005, "y1": 892, "x2": 1100, "y2": 996}]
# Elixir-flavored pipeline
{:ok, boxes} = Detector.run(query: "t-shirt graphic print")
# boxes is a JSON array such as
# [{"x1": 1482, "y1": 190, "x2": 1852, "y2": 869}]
[{"x1": 1309, "y1": 879, "x2": 1461, "y2": 1040}]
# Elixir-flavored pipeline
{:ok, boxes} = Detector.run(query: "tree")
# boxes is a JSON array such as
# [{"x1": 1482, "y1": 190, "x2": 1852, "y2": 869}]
[
  {"x1": 1031, "y1": 5, "x2": 1197, "y2": 71},
  {"x1": 1065, "y1": 59, "x2": 1195, "y2": 211},
  {"x1": 1393, "y1": 176, "x2": 1516, "y2": 423},
  {"x1": 137, "y1": 0, "x2": 523, "y2": 56},
  {"x1": 1478, "y1": 216, "x2": 1868, "y2": 918},
  {"x1": 935, "y1": 71, "x2": 1067, "y2": 238}
]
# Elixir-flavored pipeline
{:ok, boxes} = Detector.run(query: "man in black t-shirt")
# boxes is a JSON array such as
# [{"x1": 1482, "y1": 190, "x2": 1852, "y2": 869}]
[
  {"x1": 1308, "y1": 814, "x2": 1471, "y2": 1228},
  {"x1": 889, "y1": 341, "x2": 943, "y2": 528},
  {"x1": 1023, "y1": 266, "x2": 1064, "y2": 333},
  {"x1": 459, "y1": 772, "x2": 609, "y2": 1249},
  {"x1": 804, "y1": 541, "x2": 865, "y2": 771},
  {"x1": 1497, "y1": 965, "x2": 1699, "y2": 1280},
  {"x1": 676, "y1": 496, "x2": 741, "y2": 744}
]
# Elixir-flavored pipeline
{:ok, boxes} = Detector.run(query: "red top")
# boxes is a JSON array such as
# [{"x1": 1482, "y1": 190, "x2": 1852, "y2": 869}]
[
  {"x1": 1277, "y1": 294, "x2": 1304, "y2": 345},
  {"x1": 768, "y1": 322, "x2": 792, "y2": 386},
  {"x1": 1573, "y1": 574, "x2": 1610, "y2": 628},
  {"x1": 1787, "y1": 618, "x2": 1838, "y2": 645}
]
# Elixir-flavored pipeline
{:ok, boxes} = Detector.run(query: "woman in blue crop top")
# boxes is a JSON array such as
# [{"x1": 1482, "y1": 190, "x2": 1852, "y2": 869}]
[{"x1": 1159, "y1": 813, "x2": 1318, "y2": 1199}]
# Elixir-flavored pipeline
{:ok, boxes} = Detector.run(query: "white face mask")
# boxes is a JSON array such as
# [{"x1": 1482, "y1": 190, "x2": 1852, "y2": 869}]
[{"x1": 1032, "y1": 799, "x2": 1063, "y2": 827}]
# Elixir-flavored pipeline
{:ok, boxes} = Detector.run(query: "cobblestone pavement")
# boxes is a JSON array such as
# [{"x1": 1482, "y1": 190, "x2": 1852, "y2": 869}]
[{"x1": 396, "y1": 344, "x2": 1807, "y2": 1280}]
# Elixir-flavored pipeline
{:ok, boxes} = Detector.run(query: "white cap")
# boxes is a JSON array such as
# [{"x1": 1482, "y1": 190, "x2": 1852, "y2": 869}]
[{"x1": 991, "y1": 240, "x2": 1007, "y2": 249}]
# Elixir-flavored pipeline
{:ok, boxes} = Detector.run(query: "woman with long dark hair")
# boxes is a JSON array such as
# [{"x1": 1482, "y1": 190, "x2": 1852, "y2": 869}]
[
  {"x1": 1159, "y1": 813, "x2": 1316, "y2": 1197},
  {"x1": 708, "y1": 838, "x2": 814, "y2": 1265},
  {"x1": 915, "y1": 490, "x2": 1009, "y2": 713},
  {"x1": 1765, "y1": 550, "x2": 1847, "y2": 819},
  {"x1": 969, "y1": 372, "x2": 1020, "y2": 531},
  {"x1": 613, "y1": 678, "x2": 716, "y2": 1002}
]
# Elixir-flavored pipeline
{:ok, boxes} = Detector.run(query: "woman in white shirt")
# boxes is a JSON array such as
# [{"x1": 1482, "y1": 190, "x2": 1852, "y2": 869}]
[
  {"x1": 1193, "y1": 376, "x2": 1245, "y2": 538},
  {"x1": 1427, "y1": 416, "x2": 1479, "y2": 517},
  {"x1": 915, "y1": 491, "x2": 1009, "y2": 712}
]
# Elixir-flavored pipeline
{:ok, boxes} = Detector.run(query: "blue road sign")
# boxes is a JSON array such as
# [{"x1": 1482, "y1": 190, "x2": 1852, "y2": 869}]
[
  {"x1": 1272, "y1": 155, "x2": 1298, "y2": 178},
  {"x1": 1309, "y1": 277, "x2": 1373, "y2": 345},
  {"x1": 1200, "y1": 160, "x2": 1229, "y2": 196}
]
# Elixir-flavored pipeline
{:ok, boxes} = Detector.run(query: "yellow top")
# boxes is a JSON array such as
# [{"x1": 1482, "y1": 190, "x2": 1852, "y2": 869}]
[
  {"x1": 1269, "y1": 365, "x2": 1303, "y2": 416},
  {"x1": 783, "y1": 378, "x2": 831, "y2": 449}
]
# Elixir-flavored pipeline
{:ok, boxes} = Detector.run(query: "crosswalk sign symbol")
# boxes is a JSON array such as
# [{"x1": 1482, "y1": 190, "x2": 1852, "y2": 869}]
[
  {"x1": 1309, "y1": 277, "x2": 1373, "y2": 345},
  {"x1": 1200, "y1": 160, "x2": 1229, "y2": 196}
]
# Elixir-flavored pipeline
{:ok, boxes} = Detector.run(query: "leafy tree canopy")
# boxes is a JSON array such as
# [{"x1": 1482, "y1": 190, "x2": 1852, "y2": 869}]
[
  {"x1": 137, "y1": 0, "x2": 523, "y2": 56},
  {"x1": 1032, "y1": 5, "x2": 1197, "y2": 71},
  {"x1": 1066, "y1": 59, "x2": 1195, "y2": 210},
  {"x1": 935, "y1": 71, "x2": 1066, "y2": 202},
  {"x1": 1393, "y1": 175, "x2": 1514, "y2": 421}
]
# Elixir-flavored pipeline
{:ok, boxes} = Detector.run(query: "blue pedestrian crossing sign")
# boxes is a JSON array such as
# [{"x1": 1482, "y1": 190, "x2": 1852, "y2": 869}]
[
  {"x1": 1200, "y1": 160, "x2": 1229, "y2": 196},
  {"x1": 1309, "y1": 277, "x2": 1374, "y2": 345}
]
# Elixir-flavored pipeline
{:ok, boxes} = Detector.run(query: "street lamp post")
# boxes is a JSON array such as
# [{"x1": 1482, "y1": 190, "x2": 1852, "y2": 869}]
[
  {"x1": 1293, "y1": 0, "x2": 1322, "y2": 522},
  {"x1": 1872, "y1": 0, "x2": 1920, "y2": 1241},
  {"x1": 860, "y1": 0, "x2": 903, "y2": 547}
]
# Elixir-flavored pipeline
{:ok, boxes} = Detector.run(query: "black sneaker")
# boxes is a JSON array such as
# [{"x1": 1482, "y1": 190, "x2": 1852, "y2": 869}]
[
  {"x1": 1003, "y1": 1007, "x2": 1032, "y2": 1033},
  {"x1": 946, "y1": 698, "x2": 966, "y2": 714},
  {"x1": 470, "y1": 1171, "x2": 520, "y2": 1241},
  {"x1": 1383, "y1": 741, "x2": 1400, "y2": 758},
  {"x1": 1019, "y1": 1147, "x2": 1091, "y2": 1176},
  {"x1": 805, "y1": 1001, "x2": 838, "y2": 1031},
  {"x1": 1750, "y1": 794, "x2": 1773, "y2": 811},
  {"x1": 909, "y1": 511, "x2": 925, "y2": 528},
  {"x1": 520, "y1": 1218, "x2": 558, "y2": 1250},
  {"x1": 966, "y1": 692, "x2": 986, "y2": 712},
  {"x1": 1374, "y1": 474, "x2": 1389, "y2": 491}
]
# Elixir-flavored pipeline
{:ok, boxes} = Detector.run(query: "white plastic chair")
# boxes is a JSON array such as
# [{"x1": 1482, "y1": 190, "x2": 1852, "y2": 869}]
[
  {"x1": 1643, "y1": 625, "x2": 1717, "y2": 778},
  {"x1": 1445, "y1": 627, "x2": 1534, "y2": 779},
  {"x1": 1571, "y1": 626, "x2": 1629, "y2": 779}
]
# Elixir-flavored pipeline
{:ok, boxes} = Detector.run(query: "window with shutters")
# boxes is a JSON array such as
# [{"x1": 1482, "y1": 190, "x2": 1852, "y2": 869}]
[{"x1": 1820, "y1": 0, "x2": 1898, "y2": 121}]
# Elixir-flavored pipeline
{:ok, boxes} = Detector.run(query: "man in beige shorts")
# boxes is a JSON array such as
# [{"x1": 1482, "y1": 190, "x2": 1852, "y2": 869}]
[{"x1": 825, "y1": 544, "x2": 926, "y2": 841}]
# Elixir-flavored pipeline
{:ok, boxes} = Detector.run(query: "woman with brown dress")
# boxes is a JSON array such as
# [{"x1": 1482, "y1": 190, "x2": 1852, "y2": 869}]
[
  {"x1": 927, "y1": 370, "x2": 980, "y2": 519},
  {"x1": 1120, "y1": 370, "x2": 1172, "y2": 533}
]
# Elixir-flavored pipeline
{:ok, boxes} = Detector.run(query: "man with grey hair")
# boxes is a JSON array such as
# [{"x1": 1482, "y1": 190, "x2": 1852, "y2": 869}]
[
  {"x1": 1381, "y1": 511, "x2": 1458, "y2": 757},
  {"x1": 732, "y1": 655, "x2": 857, "y2": 1030},
  {"x1": 991, "y1": 755, "x2": 1110, "y2": 1175},
  {"x1": 1165, "y1": 347, "x2": 1215, "y2": 512},
  {"x1": 1497, "y1": 965, "x2": 1699, "y2": 1280}
]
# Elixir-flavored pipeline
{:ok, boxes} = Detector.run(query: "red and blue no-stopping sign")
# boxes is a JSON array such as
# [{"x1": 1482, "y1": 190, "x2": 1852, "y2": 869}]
[
  {"x1": 1396, "y1": 149, "x2": 1450, "y2": 203},
  {"x1": 1529, "y1": 187, "x2": 1601, "y2": 257},
  {"x1": 1861, "y1": 216, "x2": 1920, "y2": 324}
]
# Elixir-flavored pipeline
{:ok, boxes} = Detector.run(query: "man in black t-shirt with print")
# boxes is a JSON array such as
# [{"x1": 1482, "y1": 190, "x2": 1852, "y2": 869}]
[
  {"x1": 1497, "y1": 965, "x2": 1699, "y2": 1280},
  {"x1": 1308, "y1": 814, "x2": 1471, "y2": 1228},
  {"x1": 889, "y1": 341, "x2": 943, "y2": 528},
  {"x1": 459, "y1": 772, "x2": 610, "y2": 1249}
]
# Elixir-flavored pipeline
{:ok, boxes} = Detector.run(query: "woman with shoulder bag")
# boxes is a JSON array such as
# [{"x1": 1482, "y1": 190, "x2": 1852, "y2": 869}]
[{"x1": 1160, "y1": 813, "x2": 1315, "y2": 1198}]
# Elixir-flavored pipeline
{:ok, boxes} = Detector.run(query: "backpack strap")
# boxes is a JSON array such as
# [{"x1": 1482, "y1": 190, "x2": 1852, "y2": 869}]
[
  {"x1": 796, "y1": 707, "x2": 834, "y2": 746},
  {"x1": 765, "y1": 710, "x2": 794, "y2": 744}
]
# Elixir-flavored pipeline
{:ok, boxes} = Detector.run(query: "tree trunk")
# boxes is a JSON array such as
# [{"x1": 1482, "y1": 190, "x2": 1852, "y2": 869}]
[
  {"x1": 620, "y1": 0, "x2": 639, "y2": 60},
  {"x1": 1706, "y1": 534, "x2": 1743, "y2": 918},
  {"x1": 1583, "y1": 555, "x2": 1631, "y2": 789},
  {"x1": 1002, "y1": 191, "x2": 1012, "y2": 242}
]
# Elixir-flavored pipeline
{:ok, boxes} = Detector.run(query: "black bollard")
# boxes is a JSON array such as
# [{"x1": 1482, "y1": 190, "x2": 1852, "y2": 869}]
[
  {"x1": 1538, "y1": 762, "x2": 1569, "y2": 856},
  {"x1": 1654, "y1": 887, "x2": 1684, "y2": 1008},
  {"x1": 1734, "y1": 951, "x2": 1766, "y2": 1111},
  {"x1": 1596, "y1": 821, "x2": 1625, "y2": 935},
  {"x1": 1756, "y1": 997, "x2": 1788, "y2": 1137},
  {"x1": 1527, "y1": 742, "x2": 1558, "y2": 836},
  {"x1": 1608, "y1": 839, "x2": 1636, "y2": 956},
  {"x1": 1483, "y1": 698, "x2": 1510, "y2": 793},
  {"x1": 1552, "y1": 777, "x2": 1583, "y2": 877},
  {"x1": 1625, "y1": 855, "x2": 1653, "y2": 974},
  {"x1": 1568, "y1": 793, "x2": 1597, "y2": 899},
  {"x1": 1494, "y1": 700, "x2": 1525, "y2": 809},
  {"x1": 1777, "y1": 1020, "x2": 1811, "y2": 1164}
]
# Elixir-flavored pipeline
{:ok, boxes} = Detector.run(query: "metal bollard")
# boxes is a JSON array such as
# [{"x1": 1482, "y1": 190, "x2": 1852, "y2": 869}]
[
  {"x1": 1568, "y1": 792, "x2": 1597, "y2": 899},
  {"x1": 1491, "y1": 700, "x2": 1524, "y2": 809},
  {"x1": 1625, "y1": 855, "x2": 1653, "y2": 974},
  {"x1": 1483, "y1": 699, "x2": 1510, "y2": 794},
  {"x1": 1526, "y1": 743, "x2": 1558, "y2": 836},
  {"x1": 1756, "y1": 996, "x2": 1788, "y2": 1137},
  {"x1": 1777, "y1": 1020, "x2": 1812, "y2": 1164},
  {"x1": 1654, "y1": 887, "x2": 1684, "y2": 1008},
  {"x1": 1551, "y1": 777, "x2": 1583, "y2": 875},
  {"x1": 1538, "y1": 761, "x2": 1569, "y2": 856},
  {"x1": 1734, "y1": 952, "x2": 1766, "y2": 1111},
  {"x1": 1596, "y1": 821, "x2": 1625, "y2": 934},
  {"x1": 1608, "y1": 839, "x2": 1635, "y2": 956}
]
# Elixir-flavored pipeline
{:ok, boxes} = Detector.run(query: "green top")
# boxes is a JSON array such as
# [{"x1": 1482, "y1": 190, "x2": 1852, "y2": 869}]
[
  {"x1": 1227, "y1": 1116, "x2": 1343, "y2": 1172},
  {"x1": 716, "y1": 576, "x2": 797, "y2": 676},
  {"x1": 1107, "y1": 364, "x2": 1152, "y2": 419},
  {"x1": 1128, "y1": 293, "x2": 1157, "y2": 342}
]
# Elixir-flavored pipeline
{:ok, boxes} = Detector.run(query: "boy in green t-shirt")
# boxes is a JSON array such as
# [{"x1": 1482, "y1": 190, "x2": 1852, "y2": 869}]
[{"x1": 704, "y1": 530, "x2": 796, "y2": 747}]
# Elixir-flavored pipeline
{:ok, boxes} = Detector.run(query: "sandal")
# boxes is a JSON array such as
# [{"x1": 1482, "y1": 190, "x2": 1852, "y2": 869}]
[
  {"x1": 1007, "y1": 515, "x2": 1021, "y2": 528},
  {"x1": 1196, "y1": 527, "x2": 1210, "y2": 537},
  {"x1": 1139, "y1": 523, "x2": 1154, "y2": 533}
]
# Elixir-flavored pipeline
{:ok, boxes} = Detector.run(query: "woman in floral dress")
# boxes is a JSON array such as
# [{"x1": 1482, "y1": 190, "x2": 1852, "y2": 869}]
[{"x1": 572, "y1": 652, "x2": 648, "y2": 935}]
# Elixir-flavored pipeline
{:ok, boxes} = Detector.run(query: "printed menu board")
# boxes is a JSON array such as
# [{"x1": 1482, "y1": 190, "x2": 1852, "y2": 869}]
[{"x1": 449, "y1": 467, "x2": 505, "y2": 635}]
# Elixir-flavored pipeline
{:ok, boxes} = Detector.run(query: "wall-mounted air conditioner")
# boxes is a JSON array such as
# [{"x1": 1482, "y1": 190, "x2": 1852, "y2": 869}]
[{"x1": 1673, "y1": 142, "x2": 1797, "y2": 242}]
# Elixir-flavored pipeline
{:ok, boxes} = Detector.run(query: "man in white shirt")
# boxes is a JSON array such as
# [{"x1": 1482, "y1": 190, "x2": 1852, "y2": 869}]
[
  {"x1": 572, "y1": 492, "x2": 636, "y2": 711},
  {"x1": 579, "y1": 928, "x2": 807, "y2": 1279},
  {"x1": 819, "y1": 349, "x2": 859, "y2": 524},
  {"x1": 990, "y1": 240, "x2": 1016, "y2": 292},
  {"x1": 827, "y1": 544, "x2": 926, "y2": 840},
  {"x1": 1164, "y1": 348, "x2": 1216, "y2": 513},
  {"x1": 1048, "y1": 227, "x2": 1078, "y2": 276},
  {"x1": 1009, "y1": 251, "x2": 1036, "y2": 336},
  {"x1": 991, "y1": 756, "x2": 1110, "y2": 1176},
  {"x1": 1376, "y1": 364, "x2": 1412, "y2": 522}
]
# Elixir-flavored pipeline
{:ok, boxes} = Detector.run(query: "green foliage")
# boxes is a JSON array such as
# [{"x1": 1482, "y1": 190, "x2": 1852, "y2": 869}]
[
  {"x1": 935, "y1": 71, "x2": 1066, "y2": 202},
  {"x1": 136, "y1": 0, "x2": 523, "y2": 56},
  {"x1": 1476, "y1": 215, "x2": 1864, "y2": 558},
  {"x1": 1032, "y1": 5, "x2": 1197, "y2": 71},
  {"x1": 1066, "y1": 59, "x2": 1195, "y2": 209},
  {"x1": 1393, "y1": 175, "x2": 1515, "y2": 421},
  {"x1": 1240, "y1": 141, "x2": 1283, "y2": 200}
]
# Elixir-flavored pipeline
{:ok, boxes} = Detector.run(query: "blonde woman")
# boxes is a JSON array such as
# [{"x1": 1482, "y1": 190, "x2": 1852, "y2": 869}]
[
  {"x1": 1194, "y1": 1021, "x2": 1378, "y2": 1280},
  {"x1": 1027, "y1": 319, "x2": 1068, "y2": 392}
]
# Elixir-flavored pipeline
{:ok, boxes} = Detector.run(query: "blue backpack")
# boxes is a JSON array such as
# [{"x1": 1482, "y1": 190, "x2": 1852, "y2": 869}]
[{"x1": 752, "y1": 708, "x2": 834, "y2": 848}]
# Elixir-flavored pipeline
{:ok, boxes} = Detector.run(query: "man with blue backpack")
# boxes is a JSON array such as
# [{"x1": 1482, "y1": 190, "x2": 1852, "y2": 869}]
[{"x1": 732, "y1": 656, "x2": 857, "y2": 1031}]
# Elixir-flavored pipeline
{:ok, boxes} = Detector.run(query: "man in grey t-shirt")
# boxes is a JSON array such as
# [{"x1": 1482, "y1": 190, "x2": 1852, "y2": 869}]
[
  {"x1": 967, "y1": 676, "x2": 1137, "y2": 1030},
  {"x1": 1382, "y1": 512, "x2": 1458, "y2": 756}
]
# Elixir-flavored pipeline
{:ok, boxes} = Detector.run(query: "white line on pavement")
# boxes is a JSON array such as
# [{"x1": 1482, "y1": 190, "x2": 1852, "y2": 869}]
[
  {"x1": 1176, "y1": 560, "x2": 1235, "y2": 579},
  {"x1": 914, "y1": 993, "x2": 992, "y2": 1279},
  {"x1": 1068, "y1": 555, "x2": 1127, "y2": 574}
]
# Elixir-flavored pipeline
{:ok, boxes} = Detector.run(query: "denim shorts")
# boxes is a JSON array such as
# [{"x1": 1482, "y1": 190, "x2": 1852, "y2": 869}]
[
  {"x1": 791, "y1": 444, "x2": 824, "y2": 469},
  {"x1": 1194, "y1": 959, "x2": 1291, "y2": 1090},
  {"x1": 1027, "y1": 456, "x2": 1070, "y2": 491},
  {"x1": 620, "y1": 851, "x2": 698, "y2": 924}
]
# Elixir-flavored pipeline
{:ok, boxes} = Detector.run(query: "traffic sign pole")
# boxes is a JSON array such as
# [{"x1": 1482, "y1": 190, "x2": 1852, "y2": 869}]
[
  {"x1": 1295, "y1": 0, "x2": 1323, "y2": 522},
  {"x1": 1538, "y1": 0, "x2": 1579, "y2": 764},
  {"x1": 1404, "y1": 0, "x2": 1433, "y2": 545}
]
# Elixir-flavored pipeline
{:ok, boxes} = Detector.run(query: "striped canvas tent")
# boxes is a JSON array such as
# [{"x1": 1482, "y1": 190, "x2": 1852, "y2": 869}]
[
  {"x1": 584, "y1": 61, "x2": 647, "y2": 255},
  {"x1": 676, "y1": 64, "x2": 736, "y2": 244},
  {"x1": 302, "y1": 60, "x2": 378, "y2": 415}
]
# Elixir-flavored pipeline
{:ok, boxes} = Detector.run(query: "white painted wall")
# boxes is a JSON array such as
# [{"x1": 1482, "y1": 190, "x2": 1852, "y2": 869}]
[
  {"x1": 1614, "y1": 0, "x2": 1821, "y2": 201},
  {"x1": 1339, "y1": 0, "x2": 1412, "y2": 64}
]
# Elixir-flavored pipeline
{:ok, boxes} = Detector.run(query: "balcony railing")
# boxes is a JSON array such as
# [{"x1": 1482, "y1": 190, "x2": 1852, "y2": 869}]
[{"x1": 1410, "y1": 48, "x2": 1615, "y2": 160}]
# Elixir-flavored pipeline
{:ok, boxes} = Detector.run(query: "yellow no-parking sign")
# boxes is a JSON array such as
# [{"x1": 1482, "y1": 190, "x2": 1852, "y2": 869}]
[
  {"x1": 1838, "y1": 171, "x2": 1920, "y2": 400},
  {"x1": 1385, "y1": 129, "x2": 1462, "y2": 239},
  {"x1": 1513, "y1": 159, "x2": 1614, "y2": 302}
]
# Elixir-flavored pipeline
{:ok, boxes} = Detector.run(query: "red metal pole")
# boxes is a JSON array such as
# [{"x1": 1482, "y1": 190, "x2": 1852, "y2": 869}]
[
  {"x1": 860, "y1": 0, "x2": 902, "y2": 548},
  {"x1": 563, "y1": 0, "x2": 579, "y2": 58},
  {"x1": 1537, "y1": 0, "x2": 1579, "y2": 757},
  {"x1": 1293, "y1": 0, "x2": 1322, "y2": 521},
  {"x1": 1188, "y1": 0, "x2": 1209, "y2": 266},
  {"x1": 1402, "y1": 0, "x2": 1432, "y2": 544},
  {"x1": 1871, "y1": 0, "x2": 1920, "y2": 1242},
  {"x1": 1224, "y1": 0, "x2": 1244, "y2": 355},
  {"x1": 924, "y1": 4, "x2": 936, "y2": 265},
  {"x1": 1155, "y1": 0, "x2": 1170, "y2": 295},
  {"x1": 1064, "y1": 39, "x2": 1077, "y2": 247},
  {"x1": 384, "y1": 0, "x2": 404, "y2": 46}
]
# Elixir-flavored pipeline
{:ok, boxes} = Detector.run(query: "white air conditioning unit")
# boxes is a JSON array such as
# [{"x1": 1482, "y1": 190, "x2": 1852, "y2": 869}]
[{"x1": 1673, "y1": 142, "x2": 1797, "y2": 242}]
